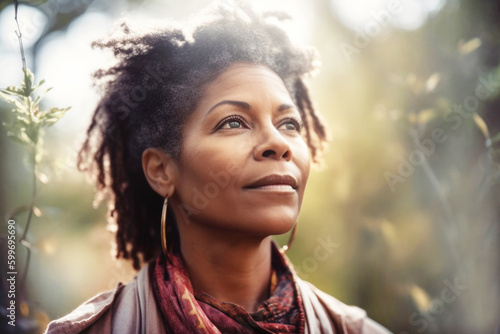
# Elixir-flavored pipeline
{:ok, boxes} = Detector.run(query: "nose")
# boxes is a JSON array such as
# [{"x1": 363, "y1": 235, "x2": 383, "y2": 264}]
[{"x1": 253, "y1": 127, "x2": 292, "y2": 161}]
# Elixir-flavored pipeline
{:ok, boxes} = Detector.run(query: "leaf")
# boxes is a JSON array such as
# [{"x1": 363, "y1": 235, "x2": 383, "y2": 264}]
[
  {"x1": 21, "y1": 67, "x2": 35, "y2": 96},
  {"x1": 35, "y1": 170, "x2": 49, "y2": 184},
  {"x1": 1, "y1": 67, "x2": 71, "y2": 151},
  {"x1": 40, "y1": 107, "x2": 71, "y2": 126},
  {"x1": 19, "y1": 131, "x2": 32, "y2": 144},
  {"x1": 6, "y1": 133, "x2": 29, "y2": 146},
  {"x1": 32, "y1": 79, "x2": 46, "y2": 92},
  {"x1": 33, "y1": 206, "x2": 42, "y2": 217},
  {"x1": 409, "y1": 284, "x2": 431, "y2": 312},
  {"x1": 12, "y1": 117, "x2": 30, "y2": 129},
  {"x1": 459, "y1": 37, "x2": 482, "y2": 55},
  {"x1": 0, "y1": 92, "x2": 29, "y2": 115},
  {"x1": 473, "y1": 113, "x2": 489, "y2": 139},
  {"x1": 34, "y1": 87, "x2": 53, "y2": 105},
  {"x1": 425, "y1": 73, "x2": 440, "y2": 92},
  {"x1": 3, "y1": 86, "x2": 25, "y2": 96},
  {"x1": 5, "y1": 130, "x2": 32, "y2": 146},
  {"x1": 42, "y1": 118, "x2": 61, "y2": 127},
  {"x1": 0, "y1": 91, "x2": 20, "y2": 104},
  {"x1": 26, "y1": 124, "x2": 40, "y2": 144}
]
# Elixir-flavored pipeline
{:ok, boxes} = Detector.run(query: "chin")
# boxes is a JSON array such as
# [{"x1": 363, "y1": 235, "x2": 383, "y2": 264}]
[
  {"x1": 244, "y1": 209, "x2": 298, "y2": 236},
  {"x1": 191, "y1": 203, "x2": 300, "y2": 237}
]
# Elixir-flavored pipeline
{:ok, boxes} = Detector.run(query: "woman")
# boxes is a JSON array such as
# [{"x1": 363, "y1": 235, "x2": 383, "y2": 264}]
[{"x1": 46, "y1": 2, "x2": 391, "y2": 333}]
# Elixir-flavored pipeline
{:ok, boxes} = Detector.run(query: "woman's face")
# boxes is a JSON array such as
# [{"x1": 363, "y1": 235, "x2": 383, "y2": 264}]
[{"x1": 171, "y1": 63, "x2": 310, "y2": 236}]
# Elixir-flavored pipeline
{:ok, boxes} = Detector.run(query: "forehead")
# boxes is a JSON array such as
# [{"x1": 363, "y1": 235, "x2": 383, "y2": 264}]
[{"x1": 201, "y1": 63, "x2": 292, "y2": 102}]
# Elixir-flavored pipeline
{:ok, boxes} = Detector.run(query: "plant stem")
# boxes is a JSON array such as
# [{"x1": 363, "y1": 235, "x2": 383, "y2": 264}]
[
  {"x1": 14, "y1": 0, "x2": 26, "y2": 70},
  {"x1": 410, "y1": 129, "x2": 461, "y2": 269},
  {"x1": 18, "y1": 149, "x2": 36, "y2": 301}
]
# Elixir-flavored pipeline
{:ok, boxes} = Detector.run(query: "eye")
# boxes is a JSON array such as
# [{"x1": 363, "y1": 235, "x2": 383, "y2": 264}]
[
  {"x1": 216, "y1": 115, "x2": 248, "y2": 130},
  {"x1": 280, "y1": 122, "x2": 297, "y2": 131},
  {"x1": 223, "y1": 120, "x2": 243, "y2": 129},
  {"x1": 278, "y1": 117, "x2": 302, "y2": 132}
]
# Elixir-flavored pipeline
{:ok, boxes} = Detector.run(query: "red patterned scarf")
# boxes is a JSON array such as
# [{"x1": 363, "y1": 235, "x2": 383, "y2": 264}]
[{"x1": 151, "y1": 243, "x2": 305, "y2": 333}]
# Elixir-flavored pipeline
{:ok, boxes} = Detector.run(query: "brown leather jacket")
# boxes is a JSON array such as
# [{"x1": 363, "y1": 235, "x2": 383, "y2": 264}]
[{"x1": 45, "y1": 263, "x2": 392, "y2": 334}]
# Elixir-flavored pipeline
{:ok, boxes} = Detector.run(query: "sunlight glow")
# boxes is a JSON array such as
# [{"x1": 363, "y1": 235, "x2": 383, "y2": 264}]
[
  {"x1": 330, "y1": 0, "x2": 446, "y2": 31},
  {"x1": 37, "y1": 11, "x2": 112, "y2": 135}
]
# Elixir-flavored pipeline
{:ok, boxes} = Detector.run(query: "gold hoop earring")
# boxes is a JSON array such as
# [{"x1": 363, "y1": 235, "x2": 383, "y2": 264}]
[
  {"x1": 281, "y1": 223, "x2": 298, "y2": 254},
  {"x1": 161, "y1": 196, "x2": 168, "y2": 256}
]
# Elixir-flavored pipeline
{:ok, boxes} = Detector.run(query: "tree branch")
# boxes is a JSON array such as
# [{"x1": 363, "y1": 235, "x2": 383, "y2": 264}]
[{"x1": 14, "y1": 0, "x2": 26, "y2": 70}]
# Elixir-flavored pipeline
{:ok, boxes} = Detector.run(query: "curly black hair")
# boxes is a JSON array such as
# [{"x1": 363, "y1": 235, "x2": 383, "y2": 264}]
[{"x1": 77, "y1": 1, "x2": 328, "y2": 270}]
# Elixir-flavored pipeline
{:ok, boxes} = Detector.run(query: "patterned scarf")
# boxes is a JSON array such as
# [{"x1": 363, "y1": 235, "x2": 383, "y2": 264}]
[{"x1": 151, "y1": 243, "x2": 306, "y2": 333}]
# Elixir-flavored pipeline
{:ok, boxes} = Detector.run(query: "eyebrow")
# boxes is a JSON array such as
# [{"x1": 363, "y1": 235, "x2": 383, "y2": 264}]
[
  {"x1": 205, "y1": 100, "x2": 250, "y2": 118},
  {"x1": 204, "y1": 100, "x2": 297, "y2": 118},
  {"x1": 278, "y1": 103, "x2": 296, "y2": 112}
]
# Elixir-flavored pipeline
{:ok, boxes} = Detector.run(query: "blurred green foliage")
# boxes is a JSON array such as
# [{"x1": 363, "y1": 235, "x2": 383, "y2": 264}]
[
  {"x1": 1, "y1": 68, "x2": 70, "y2": 160},
  {"x1": 0, "y1": 47, "x2": 70, "y2": 333}
]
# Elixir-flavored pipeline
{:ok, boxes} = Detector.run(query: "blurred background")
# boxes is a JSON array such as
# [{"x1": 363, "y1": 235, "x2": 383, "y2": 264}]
[{"x1": 0, "y1": 0, "x2": 499, "y2": 333}]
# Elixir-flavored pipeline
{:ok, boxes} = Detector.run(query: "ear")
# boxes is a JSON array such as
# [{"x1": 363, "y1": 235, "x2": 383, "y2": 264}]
[{"x1": 142, "y1": 148, "x2": 177, "y2": 198}]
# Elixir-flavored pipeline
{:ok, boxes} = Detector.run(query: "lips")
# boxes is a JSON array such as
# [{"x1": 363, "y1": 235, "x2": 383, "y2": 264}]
[{"x1": 244, "y1": 174, "x2": 298, "y2": 190}]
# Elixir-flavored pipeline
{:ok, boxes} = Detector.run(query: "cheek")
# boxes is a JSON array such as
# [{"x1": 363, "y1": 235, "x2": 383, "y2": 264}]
[
  {"x1": 294, "y1": 140, "x2": 311, "y2": 183},
  {"x1": 176, "y1": 144, "x2": 237, "y2": 204}
]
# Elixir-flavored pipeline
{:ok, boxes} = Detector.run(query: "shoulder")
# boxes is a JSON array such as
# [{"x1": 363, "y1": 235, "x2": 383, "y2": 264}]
[
  {"x1": 296, "y1": 278, "x2": 392, "y2": 334},
  {"x1": 44, "y1": 282, "x2": 125, "y2": 334},
  {"x1": 44, "y1": 263, "x2": 156, "y2": 334}
]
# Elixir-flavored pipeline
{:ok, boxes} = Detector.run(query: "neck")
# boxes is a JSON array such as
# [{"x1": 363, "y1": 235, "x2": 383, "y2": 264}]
[{"x1": 178, "y1": 224, "x2": 273, "y2": 313}]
